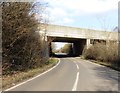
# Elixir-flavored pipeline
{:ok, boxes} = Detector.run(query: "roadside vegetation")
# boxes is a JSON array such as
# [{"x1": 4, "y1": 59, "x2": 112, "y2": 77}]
[
  {"x1": 82, "y1": 42, "x2": 120, "y2": 71},
  {"x1": 60, "y1": 44, "x2": 73, "y2": 55},
  {"x1": 53, "y1": 44, "x2": 73, "y2": 55},
  {"x1": 1, "y1": 1, "x2": 59, "y2": 89},
  {"x1": 2, "y1": 58, "x2": 59, "y2": 89},
  {"x1": 2, "y1": 2, "x2": 48, "y2": 75}
]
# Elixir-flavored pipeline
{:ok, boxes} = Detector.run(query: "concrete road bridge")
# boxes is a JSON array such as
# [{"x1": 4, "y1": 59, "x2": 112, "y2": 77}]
[{"x1": 39, "y1": 24, "x2": 119, "y2": 56}]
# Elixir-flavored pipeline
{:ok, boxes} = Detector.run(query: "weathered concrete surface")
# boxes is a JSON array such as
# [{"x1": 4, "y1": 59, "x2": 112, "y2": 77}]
[
  {"x1": 46, "y1": 24, "x2": 118, "y2": 41},
  {"x1": 39, "y1": 24, "x2": 119, "y2": 56}
]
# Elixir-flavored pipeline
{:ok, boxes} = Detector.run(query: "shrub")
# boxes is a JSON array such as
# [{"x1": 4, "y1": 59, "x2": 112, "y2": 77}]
[
  {"x1": 83, "y1": 42, "x2": 120, "y2": 67},
  {"x1": 2, "y1": 2, "x2": 48, "y2": 75}
]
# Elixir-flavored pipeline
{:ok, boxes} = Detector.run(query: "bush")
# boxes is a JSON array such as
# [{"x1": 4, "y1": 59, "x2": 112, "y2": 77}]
[
  {"x1": 2, "y1": 2, "x2": 49, "y2": 75},
  {"x1": 83, "y1": 42, "x2": 120, "y2": 67}
]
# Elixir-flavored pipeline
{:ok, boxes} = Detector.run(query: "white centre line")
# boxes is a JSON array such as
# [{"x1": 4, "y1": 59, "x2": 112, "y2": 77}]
[
  {"x1": 72, "y1": 72, "x2": 79, "y2": 91},
  {"x1": 76, "y1": 64, "x2": 79, "y2": 70}
]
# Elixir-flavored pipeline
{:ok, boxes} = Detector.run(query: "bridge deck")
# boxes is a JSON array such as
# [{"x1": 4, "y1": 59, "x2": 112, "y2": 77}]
[{"x1": 45, "y1": 24, "x2": 118, "y2": 41}]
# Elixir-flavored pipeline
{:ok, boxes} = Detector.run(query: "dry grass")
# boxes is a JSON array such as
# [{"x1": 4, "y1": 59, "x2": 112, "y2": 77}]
[
  {"x1": 83, "y1": 42, "x2": 120, "y2": 71},
  {"x1": 2, "y1": 58, "x2": 59, "y2": 90}
]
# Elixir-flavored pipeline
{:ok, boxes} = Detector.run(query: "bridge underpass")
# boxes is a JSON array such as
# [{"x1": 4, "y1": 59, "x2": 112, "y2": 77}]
[
  {"x1": 38, "y1": 24, "x2": 118, "y2": 57},
  {"x1": 49, "y1": 37, "x2": 87, "y2": 57}
]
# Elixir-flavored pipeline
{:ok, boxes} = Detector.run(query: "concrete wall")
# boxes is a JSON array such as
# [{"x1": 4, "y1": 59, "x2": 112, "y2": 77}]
[
  {"x1": 50, "y1": 37, "x2": 87, "y2": 56},
  {"x1": 73, "y1": 39, "x2": 86, "y2": 56},
  {"x1": 39, "y1": 24, "x2": 119, "y2": 56},
  {"x1": 46, "y1": 24, "x2": 118, "y2": 41}
]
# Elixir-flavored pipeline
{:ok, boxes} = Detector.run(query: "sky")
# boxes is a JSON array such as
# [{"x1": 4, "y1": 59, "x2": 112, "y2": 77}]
[{"x1": 35, "y1": 0, "x2": 119, "y2": 49}]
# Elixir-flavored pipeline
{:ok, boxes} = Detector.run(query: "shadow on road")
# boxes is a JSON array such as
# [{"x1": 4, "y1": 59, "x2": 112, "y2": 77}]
[
  {"x1": 51, "y1": 54, "x2": 77, "y2": 58},
  {"x1": 93, "y1": 66, "x2": 119, "y2": 81},
  {"x1": 91, "y1": 64, "x2": 120, "y2": 91}
]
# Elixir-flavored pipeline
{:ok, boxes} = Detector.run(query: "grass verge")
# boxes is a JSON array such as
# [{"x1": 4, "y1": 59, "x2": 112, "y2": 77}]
[
  {"x1": 2, "y1": 58, "x2": 59, "y2": 90},
  {"x1": 82, "y1": 43, "x2": 120, "y2": 72},
  {"x1": 82, "y1": 57, "x2": 120, "y2": 72}
]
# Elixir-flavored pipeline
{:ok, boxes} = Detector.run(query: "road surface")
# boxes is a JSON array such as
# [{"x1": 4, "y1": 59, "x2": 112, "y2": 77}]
[{"x1": 5, "y1": 57, "x2": 119, "y2": 91}]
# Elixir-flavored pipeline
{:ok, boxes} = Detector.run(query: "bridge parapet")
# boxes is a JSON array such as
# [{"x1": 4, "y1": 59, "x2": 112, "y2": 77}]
[{"x1": 45, "y1": 24, "x2": 118, "y2": 41}]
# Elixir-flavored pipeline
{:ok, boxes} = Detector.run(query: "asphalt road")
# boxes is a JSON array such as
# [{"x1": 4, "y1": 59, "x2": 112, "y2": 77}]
[{"x1": 5, "y1": 57, "x2": 119, "y2": 91}]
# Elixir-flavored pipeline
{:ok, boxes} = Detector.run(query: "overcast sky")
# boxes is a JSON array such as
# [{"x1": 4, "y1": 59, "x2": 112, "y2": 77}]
[{"x1": 36, "y1": 0, "x2": 119, "y2": 49}]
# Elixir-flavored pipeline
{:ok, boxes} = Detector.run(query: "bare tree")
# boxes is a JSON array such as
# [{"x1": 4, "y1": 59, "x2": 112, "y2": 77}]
[{"x1": 2, "y1": 2, "x2": 49, "y2": 75}]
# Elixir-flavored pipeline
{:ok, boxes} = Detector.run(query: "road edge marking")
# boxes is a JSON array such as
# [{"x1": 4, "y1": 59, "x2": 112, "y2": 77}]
[
  {"x1": 5, "y1": 58, "x2": 61, "y2": 91},
  {"x1": 72, "y1": 72, "x2": 79, "y2": 91}
]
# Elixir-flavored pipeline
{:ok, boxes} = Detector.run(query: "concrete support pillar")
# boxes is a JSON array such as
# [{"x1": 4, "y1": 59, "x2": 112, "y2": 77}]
[
  {"x1": 72, "y1": 44, "x2": 75, "y2": 56},
  {"x1": 48, "y1": 42, "x2": 52, "y2": 57},
  {"x1": 73, "y1": 39, "x2": 86, "y2": 56},
  {"x1": 45, "y1": 42, "x2": 49, "y2": 58},
  {"x1": 86, "y1": 39, "x2": 92, "y2": 49},
  {"x1": 73, "y1": 42, "x2": 80, "y2": 56}
]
